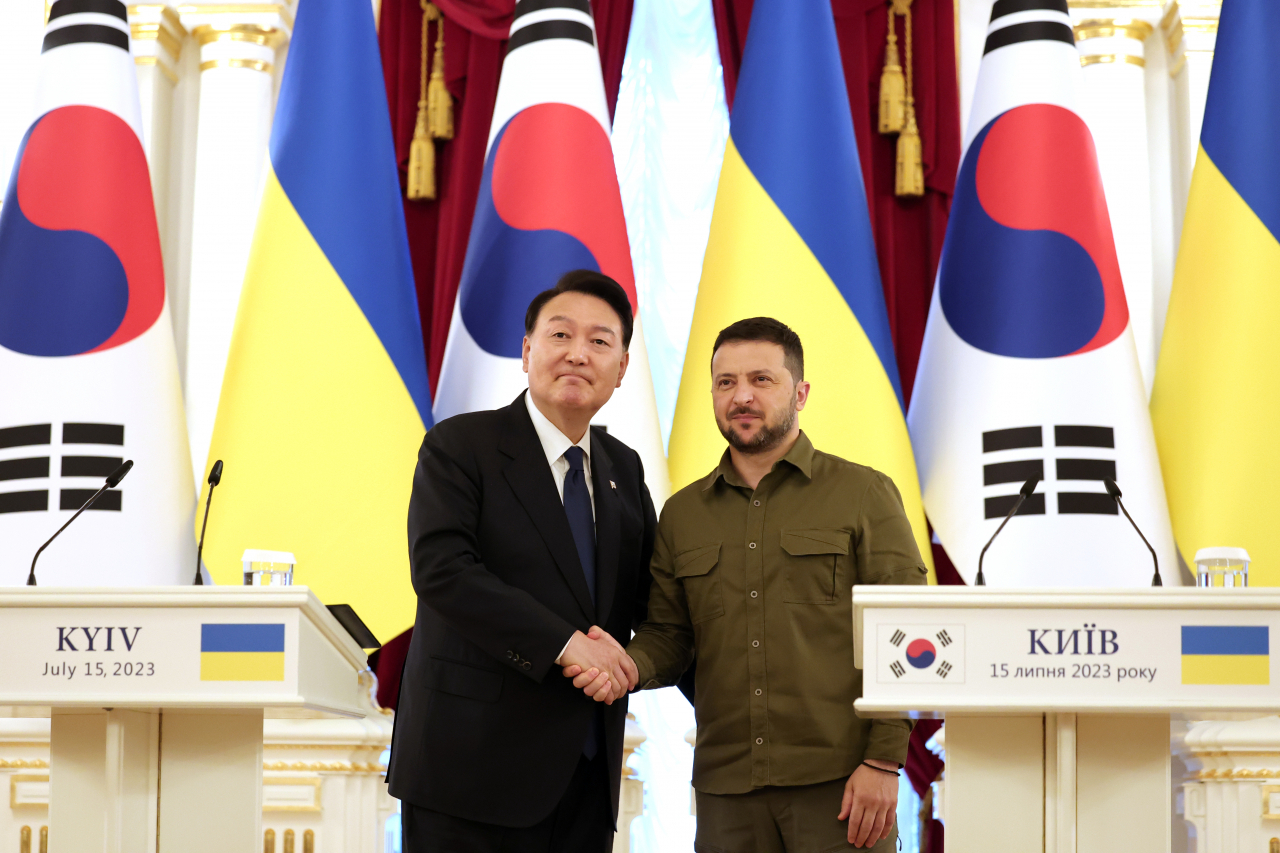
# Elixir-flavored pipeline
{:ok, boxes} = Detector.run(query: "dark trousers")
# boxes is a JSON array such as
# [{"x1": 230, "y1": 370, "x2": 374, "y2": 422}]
[{"x1": 402, "y1": 752, "x2": 614, "y2": 853}]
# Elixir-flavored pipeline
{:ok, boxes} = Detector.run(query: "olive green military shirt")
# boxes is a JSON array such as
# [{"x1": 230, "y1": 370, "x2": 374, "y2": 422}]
[{"x1": 627, "y1": 431, "x2": 928, "y2": 795}]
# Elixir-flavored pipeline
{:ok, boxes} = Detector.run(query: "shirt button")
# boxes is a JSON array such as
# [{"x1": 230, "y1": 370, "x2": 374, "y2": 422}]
[
  {"x1": 752, "y1": 640, "x2": 760, "y2": 648},
  {"x1": 756, "y1": 738, "x2": 763, "y2": 745},
  {"x1": 749, "y1": 542, "x2": 757, "y2": 549},
  {"x1": 755, "y1": 689, "x2": 762, "y2": 696},
  {"x1": 754, "y1": 500, "x2": 761, "y2": 506},
  {"x1": 750, "y1": 590, "x2": 758, "y2": 598}
]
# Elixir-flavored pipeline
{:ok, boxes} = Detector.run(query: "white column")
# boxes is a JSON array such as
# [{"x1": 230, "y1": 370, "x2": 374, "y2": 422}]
[
  {"x1": 179, "y1": 6, "x2": 291, "y2": 485},
  {"x1": 1162, "y1": 2, "x2": 1220, "y2": 235},
  {"x1": 1074, "y1": 18, "x2": 1159, "y2": 393}
]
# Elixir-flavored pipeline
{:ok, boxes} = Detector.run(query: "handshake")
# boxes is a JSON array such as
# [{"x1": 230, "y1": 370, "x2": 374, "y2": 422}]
[{"x1": 559, "y1": 626, "x2": 638, "y2": 704}]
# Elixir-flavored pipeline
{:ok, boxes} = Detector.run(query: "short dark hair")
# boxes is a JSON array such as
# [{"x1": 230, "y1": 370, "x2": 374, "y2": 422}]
[
  {"x1": 524, "y1": 269, "x2": 634, "y2": 349},
  {"x1": 712, "y1": 317, "x2": 804, "y2": 382}
]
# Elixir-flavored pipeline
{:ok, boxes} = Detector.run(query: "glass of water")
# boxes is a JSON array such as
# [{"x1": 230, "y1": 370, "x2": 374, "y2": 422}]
[
  {"x1": 242, "y1": 549, "x2": 295, "y2": 586},
  {"x1": 1194, "y1": 547, "x2": 1250, "y2": 588}
]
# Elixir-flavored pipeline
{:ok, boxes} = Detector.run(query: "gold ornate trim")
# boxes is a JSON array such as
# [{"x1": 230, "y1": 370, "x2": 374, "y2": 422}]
[
  {"x1": 264, "y1": 760, "x2": 388, "y2": 774},
  {"x1": 1069, "y1": 0, "x2": 1164, "y2": 6},
  {"x1": 1081, "y1": 53, "x2": 1146, "y2": 67},
  {"x1": 1075, "y1": 19, "x2": 1155, "y2": 40},
  {"x1": 131, "y1": 22, "x2": 183, "y2": 58},
  {"x1": 262, "y1": 776, "x2": 322, "y2": 813},
  {"x1": 1196, "y1": 768, "x2": 1280, "y2": 779},
  {"x1": 265, "y1": 743, "x2": 389, "y2": 750},
  {"x1": 0, "y1": 760, "x2": 48, "y2": 769},
  {"x1": 178, "y1": 3, "x2": 294, "y2": 29},
  {"x1": 199, "y1": 57, "x2": 273, "y2": 73},
  {"x1": 1168, "y1": 54, "x2": 1187, "y2": 76},
  {"x1": 136, "y1": 55, "x2": 179, "y2": 84},
  {"x1": 9, "y1": 775, "x2": 47, "y2": 810},
  {"x1": 128, "y1": 4, "x2": 184, "y2": 29},
  {"x1": 193, "y1": 23, "x2": 285, "y2": 48}
]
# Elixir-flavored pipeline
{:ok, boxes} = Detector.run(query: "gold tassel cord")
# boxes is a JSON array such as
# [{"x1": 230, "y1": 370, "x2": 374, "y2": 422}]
[
  {"x1": 426, "y1": 3, "x2": 453, "y2": 140},
  {"x1": 894, "y1": 0, "x2": 925, "y2": 197},
  {"x1": 878, "y1": 3, "x2": 905, "y2": 134},
  {"x1": 406, "y1": 1, "x2": 441, "y2": 200}
]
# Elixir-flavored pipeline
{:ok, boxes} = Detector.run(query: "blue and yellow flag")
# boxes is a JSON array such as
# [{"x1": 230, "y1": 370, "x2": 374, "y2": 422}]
[
  {"x1": 202, "y1": 0, "x2": 431, "y2": 641},
  {"x1": 1150, "y1": 0, "x2": 1280, "y2": 587},
  {"x1": 1181, "y1": 626, "x2": 1269, "y2": 685},
  {"x1": 200, "y1": 623, "x2": 286, "y2": 682},
  {"x1": 667, "y1": 0, "x2": 932, "y2": 577}
]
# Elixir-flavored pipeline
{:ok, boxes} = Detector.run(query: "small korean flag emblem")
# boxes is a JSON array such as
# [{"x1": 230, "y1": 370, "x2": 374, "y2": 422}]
[{"x1": 877, "y1": 625, "x2": 965, "y2": 684}]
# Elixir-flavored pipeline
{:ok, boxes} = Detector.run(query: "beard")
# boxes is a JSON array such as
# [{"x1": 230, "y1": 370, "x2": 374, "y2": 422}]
[{"x1": 718, "y1": 399, "x2": 798, "y2": 455}]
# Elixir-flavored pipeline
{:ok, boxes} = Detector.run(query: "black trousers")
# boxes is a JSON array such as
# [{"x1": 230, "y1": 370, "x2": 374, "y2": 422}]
[{"x1": 402, "y1": 752, "x2": 615, "y2": 853}]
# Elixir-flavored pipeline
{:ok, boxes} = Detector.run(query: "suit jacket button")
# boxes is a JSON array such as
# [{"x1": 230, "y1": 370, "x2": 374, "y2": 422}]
[
  {"x1": 522, "y1": 661, "x2": 531, "y2": 670},
  {"x1": 507, "y1": 651, "x2": 514, "y2": 659}
]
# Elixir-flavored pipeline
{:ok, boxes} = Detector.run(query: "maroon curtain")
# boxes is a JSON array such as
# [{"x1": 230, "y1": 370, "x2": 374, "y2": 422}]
[{"x1": 374, "y1": 0, "x2": 634, "y2": 707}]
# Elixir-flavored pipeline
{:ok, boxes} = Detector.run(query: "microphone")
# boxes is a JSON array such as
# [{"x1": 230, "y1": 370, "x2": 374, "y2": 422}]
[
  {"x1": 194, "y1": 460, "x2": 223, "y2": 585},
  {"x1": 27, "y1": 460, "x2": 133, "y2": 587},
  {"x1": 1104, "y1": 479, "x2": 1161, "y2": 587},
  {"x1": 975, "y1": 477, "x2": 1039, "y2": 586}
]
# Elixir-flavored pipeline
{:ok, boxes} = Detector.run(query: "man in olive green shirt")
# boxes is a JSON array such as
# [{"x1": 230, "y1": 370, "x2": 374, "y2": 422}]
[{"x1": 567, "y1": 317, "x2": 927, "y2": 851}]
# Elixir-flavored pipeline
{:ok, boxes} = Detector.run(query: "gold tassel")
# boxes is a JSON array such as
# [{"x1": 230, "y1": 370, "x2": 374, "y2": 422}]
[
  {"x1": 894, "y1": 0, "x2": 924, "y2": 197},
  {"x1": 878, "y1": 5, "x2": 905, "y2": 134},
  {"x1": 406, "y1": 1, "x2": 437, "y2": 200},
  {"x1": 425, "y1": 2, "x2": 453, "y2": 140},
  {"x1": 407, "y1": 109, "x2": 436, "y2": 200},
  {"x1": 896, "y1": 106, "x2": 924, "y2": 197}
]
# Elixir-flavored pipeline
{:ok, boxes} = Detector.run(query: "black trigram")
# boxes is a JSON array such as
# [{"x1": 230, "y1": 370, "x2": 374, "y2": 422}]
[
  {"x1": 936, "y1": 630, "x2": 952, "y2": 647},
  {"x1": 890, "y1": 661, "x2": 905, "y2": 678},
  {"x1": 982, "y1": 426, "x2": 1046, "y2": 519},
  {"x1": 982, "y1": 425, "x2": 1120, "y2": 518},
  {"x1": 0, "y1": 423, "x2": 125, "y2": 514},
  {"x1": 890, "y1": 630, "x2": 906, "y2": 647},
  {"x1": 937, "y1": 662, "x2": 953, "y2": 679}
]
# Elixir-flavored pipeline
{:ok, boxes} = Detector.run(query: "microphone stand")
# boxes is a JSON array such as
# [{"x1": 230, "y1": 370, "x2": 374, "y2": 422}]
[
  {"x1": 976, "y1": 477, "x2": 1040, "y2": 587},
  {"x1": 28, "y1": 461, "x2": 133, "y2": 586},
  {"x1": 1105, "y1": 479, "x2": 1161, "y2": 587},
  {"x1": 194, "y1": 460, "x2": 223, "y2": 585}
]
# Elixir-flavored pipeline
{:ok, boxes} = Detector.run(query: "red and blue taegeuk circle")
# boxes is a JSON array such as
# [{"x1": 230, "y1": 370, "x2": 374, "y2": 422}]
[
  {"x1": 906, "y1": 639, "x2": 936, "y2": 669},
  {"x1": 0, "y1": 105, "x2": 164, "y2": 357}
]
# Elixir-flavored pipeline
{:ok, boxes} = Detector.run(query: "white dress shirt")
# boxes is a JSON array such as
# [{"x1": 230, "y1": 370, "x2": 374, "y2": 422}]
[{"x1": 525, "y1": 392, "x2": 596, "y2": 664}]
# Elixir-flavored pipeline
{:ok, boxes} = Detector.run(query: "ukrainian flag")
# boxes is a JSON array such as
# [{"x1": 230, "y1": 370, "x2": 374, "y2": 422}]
[
  {"x1": 200, "y1": 623, "x2": 286, "y2": 682},
  {"x1": 1181, "y1": 625, "x2": 1269, "y2": 685},
  {"x1": 1150, "y1": 0, "x2": 1280, "y2": 587},
  {"x1": 667, "y1": 0, "x2": 933, "y2": 577},
  {"x1": 201, "y1": 0, "x2": 431, "y2": 641}
]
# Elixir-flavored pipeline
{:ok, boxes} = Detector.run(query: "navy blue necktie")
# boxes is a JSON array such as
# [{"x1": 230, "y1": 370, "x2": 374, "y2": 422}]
[
  {"x1": 562, "y1": 445, "x2": 599, "y2": 759},
  {"x1": 562, "y1": 446, "x2": 597, "y2": 605}
]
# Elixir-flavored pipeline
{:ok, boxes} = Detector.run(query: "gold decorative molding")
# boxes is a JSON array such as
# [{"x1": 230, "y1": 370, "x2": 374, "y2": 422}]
[
  {"x1": 131, "y1": 22, "x2": 183, "y2": 58},
  {"x1": 0, "y1": 759, "x2": 48, "y2": 769},
  {"x1": 178, "y1": 3, "x2": 294, "y2": 29},
  {"x1": 263, "y1": 760, "x2": 388, "y2": 774},
  {"x1": 1075, "y1": 19, "x2": 1155, "y2": 40},
  {"x1": 136, "y1": 55, "x2": 179, "y2": 84},
  {"x1": 1081, "y1": 53, "x2": 1146, "y2": 67},
  {"x1": 199, "y1": 57, "x2": 273, "y2": 73},
  {"x1": 127, "y1": 4, "x2": 184, "y2": 31},
  {"x1": 262, "y1": 776, "x2": 322, "y2": 812},
  {"x1": 1195, "y1": 767, "x2": 1280, "y2": 779},
  {"x1": 265, "y1": 742, "x2": 389, "y2": 751},
  {"x1": 193, "y1": 23, "x2": 285, "y2": 48},
  {"x1": 1069, "y1": 0, "x2": 1163, "y2": 7},
  {"x1": 1264, "y1": 784, "x2": 1280, "y2": 820},
  {"x1": 9, "y1": 775, "x2": 47, "y2": 810}
]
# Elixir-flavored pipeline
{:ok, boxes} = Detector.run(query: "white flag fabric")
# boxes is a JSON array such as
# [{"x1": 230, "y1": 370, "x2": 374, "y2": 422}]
[
  {"x1": 907, "y1": 0, "x2": 1177, "y2": 587},
  {"x1": 432, "y1": 0, "x2": 670, "y2": 503},
  {"x1": 0, "y1": 0, "x2": 195, "y2": 585}
]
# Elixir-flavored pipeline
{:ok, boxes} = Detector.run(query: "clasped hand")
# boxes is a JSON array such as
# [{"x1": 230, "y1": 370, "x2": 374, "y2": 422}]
[{"x1": 560, "y1": 626, "x2": 637, "y2": 704}]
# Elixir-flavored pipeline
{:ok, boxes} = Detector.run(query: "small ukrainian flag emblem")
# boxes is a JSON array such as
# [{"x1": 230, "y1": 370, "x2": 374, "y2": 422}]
[
  {"x1": 200, "y1": 623, "x2": 286, "y2": 682},
  {"x1": 1181, "y1": 626, "x2": 1269, "y2": 685}
]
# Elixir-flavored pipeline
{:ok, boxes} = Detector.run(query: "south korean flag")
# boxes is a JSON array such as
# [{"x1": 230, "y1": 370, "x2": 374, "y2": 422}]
[{"x1": 877, "y1": 625, "x2": 965, "y2": 684}]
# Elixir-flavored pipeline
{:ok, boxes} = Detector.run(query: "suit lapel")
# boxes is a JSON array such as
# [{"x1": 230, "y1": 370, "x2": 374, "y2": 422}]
[
  {"x1": 500, "y1": 397, "x2": 596, "y2": 623},
  {"x1": 590, "y1": 431, "x2": 621, "y2": 627}
]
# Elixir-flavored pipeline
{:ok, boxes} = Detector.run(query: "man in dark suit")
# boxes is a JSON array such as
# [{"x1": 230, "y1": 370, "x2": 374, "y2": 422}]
[{"x1": 388, "y1": 269, "x2": 657, "y2": 852}]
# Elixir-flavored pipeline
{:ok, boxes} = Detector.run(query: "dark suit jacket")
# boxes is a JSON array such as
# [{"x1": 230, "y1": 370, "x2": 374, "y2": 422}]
[{"x1": 386, "y1": 393, "x2": 657, "y2": 828}]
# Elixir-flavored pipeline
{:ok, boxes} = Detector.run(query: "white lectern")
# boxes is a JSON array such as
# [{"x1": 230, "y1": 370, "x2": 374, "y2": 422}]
[
  {"x1": 853, "y1": 586, "x2": 1280, "y2": 853},
  {"x1": 0, "y1": 586, "x2": 369, "y2": 853}
]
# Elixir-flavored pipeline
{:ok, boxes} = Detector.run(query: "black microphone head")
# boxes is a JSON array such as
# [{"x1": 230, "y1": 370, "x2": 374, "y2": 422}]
[
  {"x1": 1020, "y1": 477, "x2": 1040, "y2": 498},
  {"x1": 1104, "y1": 478, "x2": 1122, "y2": 499},
  {"x1": 208, "y1": 459, "x2": 223, "y2": 487},
  {"x1": 105, "y1": 459, "x2": 133, "y2": 489}
]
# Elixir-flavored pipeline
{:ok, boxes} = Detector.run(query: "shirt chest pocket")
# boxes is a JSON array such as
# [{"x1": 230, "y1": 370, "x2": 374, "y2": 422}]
[
  {"x1": 673, "y1": 543, "x2": 725, "y2": 624},
  {"x1": 780, "y1": 528, "x2": 850, "y2": 604}
]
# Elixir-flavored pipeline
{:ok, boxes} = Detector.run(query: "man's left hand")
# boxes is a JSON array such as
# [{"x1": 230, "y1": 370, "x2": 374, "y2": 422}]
[{"x1": 837, "y1": 759, "x2": 899, "y2": 848}]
